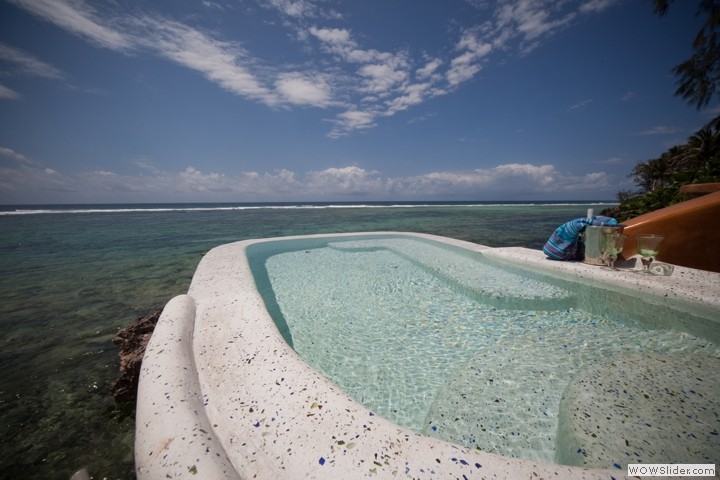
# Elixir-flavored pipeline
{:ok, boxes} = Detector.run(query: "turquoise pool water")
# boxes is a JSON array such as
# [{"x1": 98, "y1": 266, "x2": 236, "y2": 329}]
[{"x1": 250, "y1": 235, "x2": 720, "y2": 464}]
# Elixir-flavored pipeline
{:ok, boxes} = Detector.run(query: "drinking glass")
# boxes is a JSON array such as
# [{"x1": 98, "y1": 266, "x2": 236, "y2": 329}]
[
  {"x1": 601, "y1": 232, "x2": 627, "y2": 269},
  {"x1": 635, "y1": 234, "x2": 664, "y2": 273}
]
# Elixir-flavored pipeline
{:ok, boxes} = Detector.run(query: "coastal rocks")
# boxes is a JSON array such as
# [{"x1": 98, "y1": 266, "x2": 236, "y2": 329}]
[{"x1": 111, "y1": 311, "x2": 161, "y2": 404}]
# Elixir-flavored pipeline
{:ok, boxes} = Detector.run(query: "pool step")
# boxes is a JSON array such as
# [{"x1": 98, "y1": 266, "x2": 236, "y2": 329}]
[
  {"x1": 556, "y1": 352, "x2": 720, "y2": 468},
  {"x1": 329, "y1": 239, "x2": 574, "y2": 308},
  {"x1": 418, "y1": 323, "x2": 584, "y2": 463}
]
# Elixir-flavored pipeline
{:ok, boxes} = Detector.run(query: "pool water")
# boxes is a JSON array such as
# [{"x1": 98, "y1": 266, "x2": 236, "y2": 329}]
[{"x1": 253, "y1": 236, "x2": 719, "y2": 463}]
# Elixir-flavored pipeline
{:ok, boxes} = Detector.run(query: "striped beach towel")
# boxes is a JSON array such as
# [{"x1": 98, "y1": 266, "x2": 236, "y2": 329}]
[{"x1": 542, "y1": 215, "x2": 617, "y2": 261}]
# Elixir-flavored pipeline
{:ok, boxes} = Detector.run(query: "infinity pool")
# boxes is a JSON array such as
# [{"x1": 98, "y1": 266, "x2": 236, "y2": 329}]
[
  {"x1": 249, "y1": 235, "x2": 720, "y2": 464},
  {"x1": 136, "y1": 232, "x2": 720, "y2": 479}
]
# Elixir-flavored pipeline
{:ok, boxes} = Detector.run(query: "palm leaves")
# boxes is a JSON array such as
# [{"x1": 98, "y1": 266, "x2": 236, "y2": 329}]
[
  {"x1": 603, "y1": 1, "x2": 720, "y2": 221},
  {"x1": 651, "y1": 0, "x2": 720, "y2": 115},
  {"x1": 674, "y1": 126, "x2": 720, "y2": 170},
  {"x1": 649, "y1": 0, "x2": 671, "y2": 15},
  {"x1": 630, "y1": 125, "x2": 720, "y2": 192},
  {"x1": 630, "y1": 155, "x2": 674, "y2": 192}
]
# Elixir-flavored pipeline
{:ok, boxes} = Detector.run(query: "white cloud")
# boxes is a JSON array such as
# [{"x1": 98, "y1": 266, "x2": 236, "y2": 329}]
[
  {"x1": 0, "y1": 84, "x2": 21, "y2": 100},
  {"x1": 485, "y1": 0, "x2": 578, "y2": 54},
  {"x1": 308, "y1": 26, "x2": 353, "y2": 51},
  {"x1": 141, "y1": 19, "x2": 279, "y2": 106},
  {"x1": 621, "y1": 91, "x2": 637, "y2": 101},
  {"x1": 304, "y1": 1, "x2": 622, "y2": 136},
  {"x1": 267, "y1": 0, "x2": 316, "y2": 19},
  {"x1": 309, "y1": 25, "x2": 423, "y2": 133},
  {"x1": 359, "y1": 61, "x2": 408, "y2": 96},
  {"x1": 491, "y1": 163, "x2": 556, "y2": 185},
  {"x1": 276, "y1": 72, "x2": 332, "y2": 106},
  {"x1": 416, "y1": 58, "x2": 443, "y2": 79},
  {"x1": 0, "y1": 43, "x2": 66, "y2": 79},
  {"x1": 510, "y1": 2, "x2": 574, "y2": 41},
  {"x1": 8, "y1": 0, "x2": 133, "y2": 51},
  {"x1": 385, "y1": 82, "x2": 433, "y2": 115},
  {"x1": 132, "y1": 158, "x2": 162, "y2": 174},
  {"x1": 9, "y1": 1, "x2": 280, "y2": 105},
  {"x1": 637, "y1": 125, "x2": 684, "y2": 136},
  {"x1": 0, "y1": 161, "x2": 76, "y2": 197},
  {"x1": 0, "y1": 146, "x2": 34, "y2": 165},
  {"x1": 447, "y1": 30, "x2": 492, "y2": 86},
  {"x1": 263, "y1": 0, "x2": 344, "y2": 21},
  {"x1": 328, "y1": 109, "x2": 378, "y2": 138},
  {"x1": 7, "y1": 0, "x2": 626, "y2": 137},
  {"x1": 579, "y1": 0, "x2": 621, "y2": 14},
  {"x1": 309, "y1": 26, "x2": 399, "y2": 65},
  {"x1": 0, "y1": 149, "x2": 615, "y2": 203},
  {"x1": 447, "y1": 53, "x2": 482, "y2": 86},
  {"x1": 602, "y1": 156, "x2": 625, "y2": 165},
  {"x1": 305, "y1": 166, "x2": 386, "y2": 195},
  {"x1": 568, "y1": 98, "x2": 593, "y2": 111},
  {"x1": 0, "y1": 43, "x2": 67, "y2": 100},
  {"x1": 400, "y1": 163, "x2": 612, "y2": 196},
  {"x1": 201, "y1": 1, "x2": 227, "y2": 11}
]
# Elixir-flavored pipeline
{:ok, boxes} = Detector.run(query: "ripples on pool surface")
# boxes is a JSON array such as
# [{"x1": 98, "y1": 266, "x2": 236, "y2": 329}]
[{"x1": 254, "y1": 235, "x2": 720, "y2": 463}]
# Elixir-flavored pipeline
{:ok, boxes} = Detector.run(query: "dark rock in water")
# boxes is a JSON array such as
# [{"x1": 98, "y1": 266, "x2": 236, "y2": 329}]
[{"x1": 111, "y1": 311, "x2": 161, "y2": 404}]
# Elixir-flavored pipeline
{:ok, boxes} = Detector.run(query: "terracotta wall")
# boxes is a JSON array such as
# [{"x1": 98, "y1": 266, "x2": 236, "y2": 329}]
[{"x1": 621, "y1": 191, "x2": 720, "y2": 273}]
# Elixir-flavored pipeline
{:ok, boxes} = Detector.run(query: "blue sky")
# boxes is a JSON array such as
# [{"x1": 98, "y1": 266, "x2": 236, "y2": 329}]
[{"x1": 0, "y1": 0, "x2": 714, "y2": 204}]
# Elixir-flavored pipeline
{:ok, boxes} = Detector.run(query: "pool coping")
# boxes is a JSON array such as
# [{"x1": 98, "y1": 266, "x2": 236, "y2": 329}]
[{"x1": 135, "y1": 232, "x2": 720, "y2": 479}]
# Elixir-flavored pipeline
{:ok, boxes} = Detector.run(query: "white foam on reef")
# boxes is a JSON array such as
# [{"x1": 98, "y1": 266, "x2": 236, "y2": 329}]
[
  {"x1": 135, "y1": 232, "x2": 719, "y2": 479},
  {"x1": 0, "y1": 201, "x2": 617, "y2": 215}
]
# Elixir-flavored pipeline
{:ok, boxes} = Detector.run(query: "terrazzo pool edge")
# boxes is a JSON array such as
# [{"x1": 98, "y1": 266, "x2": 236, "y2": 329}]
[{"x1": 136, "y1": 232, "x2": 720, "y2": 479}]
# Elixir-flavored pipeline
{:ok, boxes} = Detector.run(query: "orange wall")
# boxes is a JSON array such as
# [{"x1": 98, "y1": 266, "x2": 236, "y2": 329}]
[{"x1": 621, "y1": 191, "x2": 720, "y2": 272}]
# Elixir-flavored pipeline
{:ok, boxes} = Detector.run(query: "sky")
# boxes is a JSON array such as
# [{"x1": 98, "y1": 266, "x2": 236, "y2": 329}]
[{"x1": 0, "y1": 0, "x2": 715, "y2": 204}]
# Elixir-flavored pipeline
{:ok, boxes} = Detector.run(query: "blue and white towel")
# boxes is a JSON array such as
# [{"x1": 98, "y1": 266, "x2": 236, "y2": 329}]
[{"x1": 542, "y1": 215, "x2": 617, "y2": 261}]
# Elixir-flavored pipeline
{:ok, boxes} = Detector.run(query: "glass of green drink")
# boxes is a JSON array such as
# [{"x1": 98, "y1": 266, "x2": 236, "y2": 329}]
[
  {"x1": 635, "y1": 234, "x2": 664, "y2": 273},
  {"x1": 601, "y1": 232, "x2": 627, "y2": 269}
]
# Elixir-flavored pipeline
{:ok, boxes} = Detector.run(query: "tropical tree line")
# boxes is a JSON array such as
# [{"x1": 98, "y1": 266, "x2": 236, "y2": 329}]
[
  {"x1": 603, "y1": 0, "x2": 720, "y2": 221},
  {"x1": 603, "y1": 125, "x2": 720, "y2": 221}
]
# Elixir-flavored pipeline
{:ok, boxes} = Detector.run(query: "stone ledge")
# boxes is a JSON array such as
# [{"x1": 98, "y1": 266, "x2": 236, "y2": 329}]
[{"x1": 135, "y1": 294, "x2": 239, "y2": 479}]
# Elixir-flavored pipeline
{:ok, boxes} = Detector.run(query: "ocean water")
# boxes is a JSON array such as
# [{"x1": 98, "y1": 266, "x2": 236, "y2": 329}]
[{"x1": 0, "y1": 201, "x2": 613, "y2": 480}]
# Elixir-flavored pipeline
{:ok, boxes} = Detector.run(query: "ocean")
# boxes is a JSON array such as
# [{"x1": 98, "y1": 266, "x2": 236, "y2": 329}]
[{"x1": 0, "y1": 201, "x2": 614, "y2": 480}]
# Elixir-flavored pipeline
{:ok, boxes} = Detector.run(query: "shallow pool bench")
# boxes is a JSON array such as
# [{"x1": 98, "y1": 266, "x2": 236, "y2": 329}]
[
  {"x1": 136, "y1": 232, "x2": 720, "y2": 479},
  {"x1": 556, "y1": 352, "x2": 720, "y2": 468}
]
